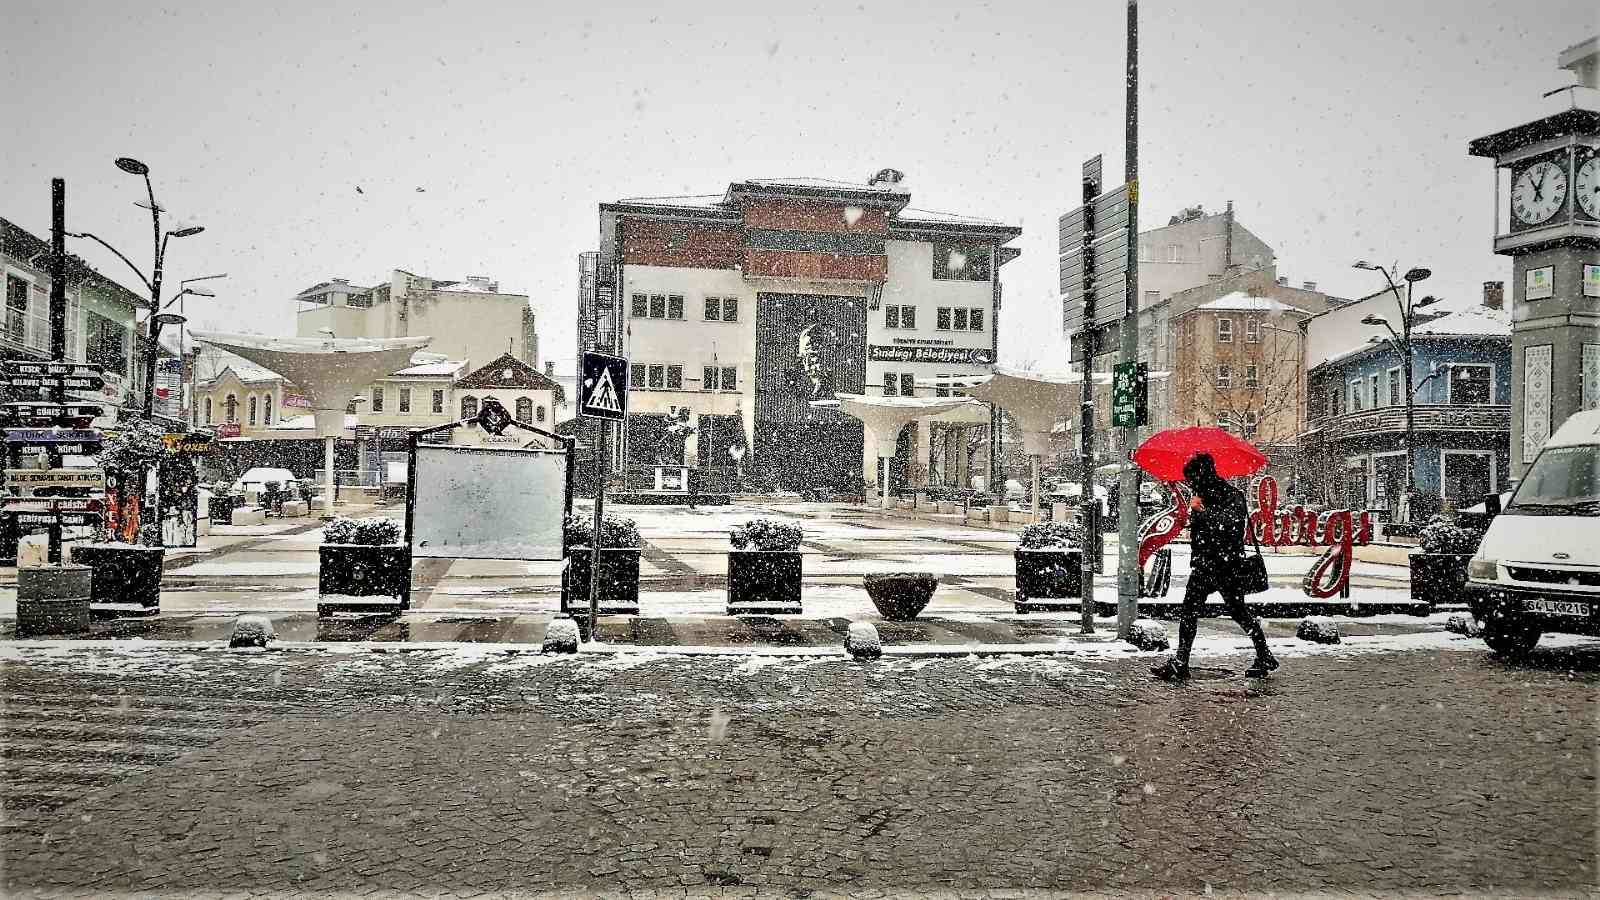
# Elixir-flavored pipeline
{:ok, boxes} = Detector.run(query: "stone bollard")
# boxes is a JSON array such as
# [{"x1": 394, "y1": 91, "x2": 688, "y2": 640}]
[
  {"x1": 1445, "y1": 613, "x2": 1482, "y2": 637},
  {"x1": 229, "y1": 615, "x2": 276, "y2": 648},
  {"x1": 845, "y1": 621, "x2": 882, "y2": 660},
  {"x1": 1125, "y1": 618, "x2": 1170, "y2": 651},
  {"x1": 1296, "y1": 615, "x2": 1342, "y2": 644},
  {"x1": 16, "y1": 565, "x2": 93, "y2": 637},
  {"x1": 542, "y1": 617, "x2": 581, "y2": 654}
]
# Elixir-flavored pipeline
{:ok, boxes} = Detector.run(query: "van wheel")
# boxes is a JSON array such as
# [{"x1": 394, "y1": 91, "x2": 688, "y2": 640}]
[{"x1": 1482, "y1": 617, "x2": 1541, "y2": 658}]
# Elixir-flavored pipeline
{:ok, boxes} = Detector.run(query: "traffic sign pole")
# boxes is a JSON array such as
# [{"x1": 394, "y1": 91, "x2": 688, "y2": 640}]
[
  {"x1": 1078, "y1": 159, "x2": 1100, "y2": 636},
  {"x1": 578, "y1": 351, "x2": 629, "y2": 643},
  {"x1": 1116, "y1": 0, "x2": 1142, "y2": 638}
]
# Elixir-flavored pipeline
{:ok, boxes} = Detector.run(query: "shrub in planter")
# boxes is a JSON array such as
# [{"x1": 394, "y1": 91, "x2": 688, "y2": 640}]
[
  {"x1": 1014, "y1": 521, "x2": 1084, "y2": 611},
  {"x1": 727, "y1": 518, "x2": 803, "y2": 614},
  {"x1": 863, "y1": 572, "x2": 938, "y2": 620},
  {"x1": 319, "y1": 516, "x2": 410, "y2": 614},
  {"x1": 1410, "y1": 516, "x2": 1476, "y2": 608},
  {"x1": 562, "y1": 513, "x2": 642, "y2": 616}
]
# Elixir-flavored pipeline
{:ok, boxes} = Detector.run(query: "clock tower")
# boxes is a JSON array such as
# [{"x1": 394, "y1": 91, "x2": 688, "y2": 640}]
[{"x1": 1468, "y1": 37, "x2": 1600, "y2": 480}]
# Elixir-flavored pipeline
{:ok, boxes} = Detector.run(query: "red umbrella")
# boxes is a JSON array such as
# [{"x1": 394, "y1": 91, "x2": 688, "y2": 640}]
[{"x1": 1132, "y1": 426, "x2": 1268, "y2": 482}]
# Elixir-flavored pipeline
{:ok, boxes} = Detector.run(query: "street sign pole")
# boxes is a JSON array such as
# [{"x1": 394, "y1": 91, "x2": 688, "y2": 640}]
[
  {"x1": 46, "y1": 178, "x2": 67, "y2": 564},
  {"x1": 1078, "y1": 158, "x2": 1100, "y2": 635},
  {"x1": 589, "y1": 422, "x2": 606, "y2": 638},
  {"x1": 578, "y1": 351, "x2": 628, "y2": 644},
  {"x1": 1116, "y1": 0, "x2": 1142, "y2": 638}
]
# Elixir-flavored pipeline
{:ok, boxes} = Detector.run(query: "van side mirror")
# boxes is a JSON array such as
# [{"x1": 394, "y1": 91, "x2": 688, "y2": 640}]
[{"x1": 1483, "y1": 492, "x2": 1501, "y2": 517}]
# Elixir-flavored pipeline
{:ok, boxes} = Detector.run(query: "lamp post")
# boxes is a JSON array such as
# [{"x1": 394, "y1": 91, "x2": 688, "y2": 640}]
[
  {"x1": 115, "y1": 157, "x2": 205, "y2": 418},
  {"x1": 1353, "y1": 261, "x2": 1439, "y2": 522}
]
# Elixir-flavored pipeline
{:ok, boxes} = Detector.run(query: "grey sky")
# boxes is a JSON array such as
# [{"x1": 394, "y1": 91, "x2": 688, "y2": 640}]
[{"x1": 3, "y1": 0, "x2": 1596, "y2": 372}]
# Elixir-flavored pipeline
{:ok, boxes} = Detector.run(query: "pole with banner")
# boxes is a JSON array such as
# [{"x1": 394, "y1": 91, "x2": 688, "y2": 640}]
[{"x1": 579, "y1": 351, "x2": 628, "y2": 640}]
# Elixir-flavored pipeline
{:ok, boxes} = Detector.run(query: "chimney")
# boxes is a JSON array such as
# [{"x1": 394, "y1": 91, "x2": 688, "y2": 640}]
[
  {"x1": 1301, "y1": 281, "x2": 1317, "y2": 291},
  {"x1": 544, "y1": 361, "x2": 555, "y2": 376},
  {"x1": 868, "y1": 167, "x2": 906, "y2": 189},
  {"x1": 1223, "y1": 200, "x2": 1234, "y2": 274},
  {"x1": 1482, "y1": 280, "x2": 1504, "y2": 309}
]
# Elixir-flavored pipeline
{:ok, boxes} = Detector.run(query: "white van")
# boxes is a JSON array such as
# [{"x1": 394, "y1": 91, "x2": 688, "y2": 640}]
[{"x1": 1466, "y1": 410, "x2": 1600, "y2": 655}]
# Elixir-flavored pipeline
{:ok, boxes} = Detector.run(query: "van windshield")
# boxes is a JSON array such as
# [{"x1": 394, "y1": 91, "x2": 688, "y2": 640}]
[{"x1": 1504, "y1": 445, "x2": 1600, "y2": 516}]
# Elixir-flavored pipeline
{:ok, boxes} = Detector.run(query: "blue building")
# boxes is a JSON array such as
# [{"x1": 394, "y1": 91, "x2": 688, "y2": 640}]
[{"x1": 1300, "y1": 284, "x2": 1512, "y2": 522}]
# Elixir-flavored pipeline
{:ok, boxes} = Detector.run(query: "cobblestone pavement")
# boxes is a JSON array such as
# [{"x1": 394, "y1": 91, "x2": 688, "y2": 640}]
[{"x1": 2, "y1": 642, "x2": 1595, "y2": 897}]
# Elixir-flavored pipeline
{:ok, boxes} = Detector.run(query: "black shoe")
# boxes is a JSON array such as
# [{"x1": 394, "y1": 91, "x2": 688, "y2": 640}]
[
  {"x1": 1244, "y1": 654, "x2": 1279, "y2": 678},
  {"x1": 1150, "y1": 659, "x2": 1190, "y2": 681}
]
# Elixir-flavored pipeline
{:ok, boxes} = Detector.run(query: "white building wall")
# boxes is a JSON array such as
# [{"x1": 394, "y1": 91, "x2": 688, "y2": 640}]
[{"x1": 871, "y1": 240, "x2": 995, "y2": 396}]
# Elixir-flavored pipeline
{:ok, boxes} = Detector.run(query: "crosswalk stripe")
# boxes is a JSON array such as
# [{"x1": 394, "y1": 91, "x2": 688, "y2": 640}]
[
  {"x1": 4, "y1": 758, "x2": 158, "y2": 783},
  {"x1": 0, "y1": 702, "x2": 271, "y2": 727},
  {"x1": 1, "y1": 738, "x2": 184, "y2": 763}
]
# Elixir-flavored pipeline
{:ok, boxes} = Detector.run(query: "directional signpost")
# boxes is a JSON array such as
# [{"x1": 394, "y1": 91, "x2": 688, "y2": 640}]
[
  {"x1": 578, "y1": 351, "x2": 629, "y2": 635},
  {"x1": 2, "y1": 358, "x2": 108, "y2": 563}
]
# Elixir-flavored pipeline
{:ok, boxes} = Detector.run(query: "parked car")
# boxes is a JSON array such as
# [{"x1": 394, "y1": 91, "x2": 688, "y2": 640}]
[
  {"x1": 1466, "y1": 410, "x2": 1600, "y2": 656},
  {"x1": 231, "y1": 468, "x2": 302, "y2": 500}
]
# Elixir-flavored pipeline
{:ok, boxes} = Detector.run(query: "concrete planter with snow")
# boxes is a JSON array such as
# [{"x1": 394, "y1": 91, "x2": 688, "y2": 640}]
[
  {"x1": 726, "y1": 550, "x2": 802, "y2": 615},
  {"x1": 69, "y1": 543, "x2": 165, "y2": 614},
  {"x1": 317, "y1": 544, "x2": 411, "y2": 616},
  {"x1": 1296, "y1": 616, "x2": 1342, "y2": 644},
  {"x1": 863, "y1": 572, "x2": 938, "y2": 621},
  {"x1": 989, "y1": 506, "x2": 1009, "y2": 523},
  {"x1": 16, "y1": 564, "x2": 92, "y2": 637},
  {"x1": 561, "y1": 548, "x2": 642, "y2": 616},
  {"x1": 1013, "y1": 549, "x2": 1082, "y2": 612}
]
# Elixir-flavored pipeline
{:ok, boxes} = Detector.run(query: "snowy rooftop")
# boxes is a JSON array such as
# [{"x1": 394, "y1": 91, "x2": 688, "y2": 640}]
[
  {"x1": 897, "y1": 207, "x2": 1007, "y2": 226},
  {"x1": 1411, "y1": 304, "x2": 1511, "y2": 337},
  {"x1": 391, "y1": 359, "x2": 467, "y2": 377},
  {"x1": 741, "y1": 176, "x2": 905, "y2": 193},
  {"x1": 1196, "y1": 292, "x2": 1316, "y2": 314}
]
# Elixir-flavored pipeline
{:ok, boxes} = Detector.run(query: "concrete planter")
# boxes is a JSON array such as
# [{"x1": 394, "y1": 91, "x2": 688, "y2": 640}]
[
  {"x1": 1014, "y1": 548, "x2": 1082, "y2": 612},
  {"x1": 726, "y1": 550, "x2": 802, "y2": 615},
  {"x1": 16, "y1": 565, "x2": 92, "y2": 636},
  {"x1": 936, "y1": 501, "x2": 957, "y2": 514},
  {"x1": 989, "y1": 506, "x2": 1010, "y2": 523},
  {"x1": 69, "y1": 543, "x2": 165, "y2": 611},
  {"x1": 562, "y1": 547, "x2": 642, "y2": 616},
  {"x1": 280, "y1": 500, "x2": 309, "y2": 517},
  {"x1": 318, "y1": 543, "x2": 411, "y2": 615},
  {"x1": 231, "y1": 507, "x2": 266, "y2": 526},
  {"x1": 863, "y1": 572, "x2": 938, "y2": 621}
]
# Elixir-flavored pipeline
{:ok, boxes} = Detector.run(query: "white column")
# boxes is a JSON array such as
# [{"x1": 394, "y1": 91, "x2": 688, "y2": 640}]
[
  {"x1": 322, "y1": 435, "x2": 336, "y2": 518},
  {"x1": 1030, "y1": 455, "x2": 1041, "y2": 523}
]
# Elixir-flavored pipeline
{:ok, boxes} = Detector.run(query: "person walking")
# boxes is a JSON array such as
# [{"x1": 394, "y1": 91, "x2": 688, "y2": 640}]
[{"x1": 1150, "y1": 451, "x2": 1279, "y2": 681}]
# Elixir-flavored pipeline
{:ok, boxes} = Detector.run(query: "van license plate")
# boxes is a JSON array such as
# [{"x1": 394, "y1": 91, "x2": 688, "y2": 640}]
[{"x1": 1526, "y1": 598, "x2": 1591, "y2": 617}]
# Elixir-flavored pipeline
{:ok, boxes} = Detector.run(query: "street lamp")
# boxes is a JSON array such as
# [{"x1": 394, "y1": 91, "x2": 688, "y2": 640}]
[{"x1": 1353, "y1": 260, "x2": 1436, "y2": 522}]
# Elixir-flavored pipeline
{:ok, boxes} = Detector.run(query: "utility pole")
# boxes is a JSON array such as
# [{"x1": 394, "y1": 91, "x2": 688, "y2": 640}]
[
  {"x1": 1115, "y1": 0, "x2": 1142, "y2": 638},
  {"x1": 47, "y1": 179, "x2": 68, "y2": 563},
  {"x1": 1077, "y1": 158, "x2": 1101, "y2": 635}
]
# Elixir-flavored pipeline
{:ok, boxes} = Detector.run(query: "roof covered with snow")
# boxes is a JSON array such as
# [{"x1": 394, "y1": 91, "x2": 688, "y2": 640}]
[
  {"x1": 391, "y1": 359, "x2": 467, "y2": 378},
  {"x1": 1411, "y1": 304, "x2": 1511, "y2": 337},
  {"x1": 1195, "y1": 292, "x2": 1316, "y2": 314}
]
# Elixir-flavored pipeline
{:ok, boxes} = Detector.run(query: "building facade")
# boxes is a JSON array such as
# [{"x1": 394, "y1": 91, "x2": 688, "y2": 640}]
[
  {"x1": 583, "y1": 173, "x2": 1020, "y2": 491},
  {"x1": 1300, "y1": 287, "x2": 1513, "y2": 520}
]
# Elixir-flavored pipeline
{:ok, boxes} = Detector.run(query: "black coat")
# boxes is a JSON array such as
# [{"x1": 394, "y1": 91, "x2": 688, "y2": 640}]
[{"x1": 1188, "y1": 478, "x2": 1248, "y2": 579}]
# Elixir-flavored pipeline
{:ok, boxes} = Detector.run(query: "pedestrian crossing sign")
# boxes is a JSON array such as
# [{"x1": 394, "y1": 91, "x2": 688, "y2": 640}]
[{"x1": 580, "y1": 351, "x2": 629, "y2": 421}]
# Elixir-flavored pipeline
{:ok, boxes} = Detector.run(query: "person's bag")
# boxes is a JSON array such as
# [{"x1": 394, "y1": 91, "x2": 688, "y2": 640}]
[{"x1": 1238, "y1": 520, "x2": 1270, "y2": 595}]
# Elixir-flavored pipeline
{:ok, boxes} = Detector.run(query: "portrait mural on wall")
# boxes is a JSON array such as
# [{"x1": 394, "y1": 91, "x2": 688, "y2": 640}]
[{"x1": 754, "y1": 293, "x2": 867, "y2": 488}]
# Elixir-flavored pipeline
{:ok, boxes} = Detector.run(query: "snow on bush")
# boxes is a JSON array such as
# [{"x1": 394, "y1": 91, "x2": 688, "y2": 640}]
[
  {"x1": 1126, "y1": 618, "x2": 1170, "y2": 651},
  {"x1": 563, "y1": 513, "x2": 641, "y2": 549},
  {"x1": 845, "y1": 621, "x2": 882, "y2": 659},
  {"x1": 323, "y1": 517, "x2": 402, "y2": 546},
  {"x1": 228, "y1": 615, "x2": 275, "y2": 649},
  {"x1": 1445, "y1": 613, "x2": 1482, "y2": 637},
  {"x1": 1418, "y1": 516, "x2": 1477, "y2": 554},
  {"x1": 1018, "y1": 521, "x2": 1085, "y2": 550},
  {"x1": 1296, "y1": 615, "x2": 1341, "y2": 644},
  {"x1": 729, "y1": 518, "x2": 803, "y2": 552},
  {"x1": 542, "y1": 617, "x2": 580, "y2": 653}
]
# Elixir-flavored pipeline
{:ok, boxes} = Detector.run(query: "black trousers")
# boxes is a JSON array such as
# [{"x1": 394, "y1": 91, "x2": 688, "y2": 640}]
[{"x1": 1176, "y1": 566, "x2": 1265, "y2": 663}]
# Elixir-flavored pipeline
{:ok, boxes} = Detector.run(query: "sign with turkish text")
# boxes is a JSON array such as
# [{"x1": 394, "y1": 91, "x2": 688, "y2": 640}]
[
  {"x1": 5, "y1": 468, "x2": 106, "y2": 492},
  {"x1": 2, "y1": 374, "x2": 106, "y2": 391},
  {"x1": 3, "y1": 429, "x2": 102, "y2": 444},
  {"x1": 2, "y1": 361, "x2": 103, "y2": 378},
  {"x1": 2, "y1": 497, "x2": 103, "y2": 513},
  {"x1": 7, "y1": 511, "x2": 99, "y2": 526},
  {"x1": 867, "y1": 345, "x2": 994, "y2": 365},
  {"x1": 0, "y1": 402, "x2": 105, "y2": 425},
  {"x1": 1111, "y1": 360, "x2": 1148, "y2": 427}
]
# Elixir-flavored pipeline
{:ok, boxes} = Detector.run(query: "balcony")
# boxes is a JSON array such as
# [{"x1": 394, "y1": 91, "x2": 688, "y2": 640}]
[{"x1": 1303, "y1": 404, "x2": 1510, "y2": 442}]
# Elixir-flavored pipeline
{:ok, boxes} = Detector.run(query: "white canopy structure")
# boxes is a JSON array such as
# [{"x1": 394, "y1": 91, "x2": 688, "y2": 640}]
[
  {"x1": 813, "y1": 394, "x2": 981, "y2": 509},
  {"x1": 191, "y1": 332, "x2": 433, "y2": 517}
]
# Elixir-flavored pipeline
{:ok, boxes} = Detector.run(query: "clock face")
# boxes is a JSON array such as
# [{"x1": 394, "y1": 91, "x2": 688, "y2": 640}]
[
  {"x1": 1576, "y1": 155, "x2": 1600, "y2": 221},
  {"x1": 1511, "y1": 159, "x2": 1568, "y2": 225}
]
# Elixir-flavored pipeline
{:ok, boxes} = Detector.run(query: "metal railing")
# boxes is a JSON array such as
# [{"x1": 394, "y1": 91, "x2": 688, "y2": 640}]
[{"x1": 313, "y1": 468, "x2": 382, "y2": 488}]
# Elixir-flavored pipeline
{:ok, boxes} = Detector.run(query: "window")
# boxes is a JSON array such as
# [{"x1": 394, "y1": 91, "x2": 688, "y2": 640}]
[
  {"x1": 1144, "y1": 290, "x2": 1160, "y2": 307},
  {"x1": 1166, "y1": 244, "x2": 1182, "y2": 263},
  {"x1": 704, "y1": 296, "x2": 720, "y2": 321},
  {"x1": 722, "y1": 297, "x2": 738, "y2": 322},
  {"x1": 666, "y1": 365, "x2": 683, "y2": 389},
  {"x1": 1216, "y1": 365, "x2": 1232, "y2": 388},
  {"x1": 399, "y1": 388, "x2": 411, "y2": 414},
  {"x1": 84, "y1": 311, "x2": 128, "y2": 375},
  {"x1": 649, "y1": 294, "x2": 666, "y2": 318},
  {"x1": 648, "y1": 365, "x2": 664, "y2": 389},
  {"x1": 1245, "y1": 319, "x2": 1261, "y2": 343},
  {"x1": 1387, "y1": 368, "x2": 1401, "y2": 406},
  {"x1": 900, "y1": 373, "x2": 915, "y2": 396},
  {"x1": 885, "y1": 305, "x2": 900, "y2": 328},
  {"x1": 1243, "y1": 411, "x2": 1259, "y2": 436},
  {"x1": 1217, "y1": 318, "x2": 1233, "y2": 342},
  {"x1": 1218, "y1": 412, "x2": 1234, "y2": 432},
  {"x1": 461, "y1": 395, "x2": 479, "y2": 418},
  {"x1": 1245, "y1": 365, "x2": 1259, "y2": 388},
  {"x1": 204, "y1": 397, "x2": 213, "y2": 424},
  {"x1": 937, "y1": 307, "x2": 952, "y2": 330},
  {"x1": 630, "y1": 364, "x2": 646, "y2": 388},
  {"x1": 667, "y1": 294, "x2": 684, "y2": 320},
  {"x1": 432, "y1": 389, "x2": 445, "y2": 414},
  {"x1": 264, "y1": 395, "x2": 273, "y2": 425},
  {"x1": 935, "y1": 375, "x2": 949, "y2": 398},
  {"x1": 969, "y1": 308, "x2": 984, "y2": 332},
  {"x1": 952, "y1": 308, "x2": 969, "y2": 331},
  {"x1": 703, "y1": 365, "x2": 718, "y2": 391},
  {"x1": 516, "y1": 397, "x2": 532, "y2": 421},
  {"x1": 371, "y1": 387, "x2": 384, "y2": 412},
  {"x1": 1327, "y1": 385, "x2": 1341, "y2": 417},
  {"x1": 631, "y1": 293, "x2": 647, "y2": 318},
  {"x1": 248, "y1": 396, "x2": 258, "y2": 426},
  {"x1": 932, "y1": 244, "x2": 992, "y2": 281},
  {"x1": 720, "y1": 366, "x2": 736, "y2": 391},
  {"x1": 5, "y1": 274, "x2": 28, "y2": 344},
  {"x1": 1368, "y1": 373, "x2": 1380, "y2": 409},
  {"x1": 225, "y1": 394, "x2": 238, "y2": 423},
  {"x1": 1349, "y1": 379, "x2": 1364, "y2": 412},
  {"x1": 536, "y1": 405, "x2": 547, "y2": 423},
  {"x1": 1449, "y1": 364, "x2": 1493, "y2": 405},
  {"x1": 884, "y1": 372, "x2": 898, "y2": 396},
  {"x1": 901, "y1": 305, "x2": 916, "y2": 329}
]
